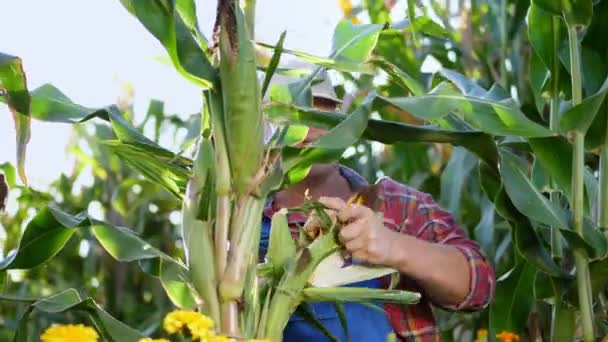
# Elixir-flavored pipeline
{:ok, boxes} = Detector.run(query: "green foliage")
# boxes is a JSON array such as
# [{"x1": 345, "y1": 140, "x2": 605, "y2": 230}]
[{"x1": 3, "y1": 0, "x2": 608, "y2": 340}]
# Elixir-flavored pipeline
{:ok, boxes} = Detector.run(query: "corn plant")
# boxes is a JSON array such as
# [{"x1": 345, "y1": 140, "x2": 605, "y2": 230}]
[{"x1": 3, "y1": 0, "x2": 608, "y2": 341}]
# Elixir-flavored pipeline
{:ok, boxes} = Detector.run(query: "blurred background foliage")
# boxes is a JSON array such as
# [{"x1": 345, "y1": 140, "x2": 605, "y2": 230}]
[{"x1": 2, "y1": 0, "x2": 608, "y2": 341}]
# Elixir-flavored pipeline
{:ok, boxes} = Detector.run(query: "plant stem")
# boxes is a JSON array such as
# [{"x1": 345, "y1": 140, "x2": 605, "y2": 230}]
[
  {"x1": 600, "y1": 101, "x2": 608, "y2": 231},
  {"x1": 243, "y1": 0, "x2": 256, "y2": 39},
  {"x1": 499, "y1": 0, "x2": 508, "y2": 89},
  {"x1": 550, "y1": 15, "x2": 564, "y2": 261},
  {"x1": 567, "y1": 24, "x2": 595, "y2": 342},
  {"x1": 573, "y1": 134, "x2": 595, "y2": 341}
]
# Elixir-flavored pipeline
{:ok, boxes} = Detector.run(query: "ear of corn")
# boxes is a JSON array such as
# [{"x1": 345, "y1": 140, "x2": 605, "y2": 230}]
[
  {"x1": 219, "y1": 2, "x2": 263, "y2": 195},
  {"x1": 181, "y1": 138, "x2": 221, "y2": 323}
]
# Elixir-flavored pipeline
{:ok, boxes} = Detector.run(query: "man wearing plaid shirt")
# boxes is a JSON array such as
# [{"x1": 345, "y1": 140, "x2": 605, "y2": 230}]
[{"x1": 260, "y1": 72, "x2": 496, "y2": 341}]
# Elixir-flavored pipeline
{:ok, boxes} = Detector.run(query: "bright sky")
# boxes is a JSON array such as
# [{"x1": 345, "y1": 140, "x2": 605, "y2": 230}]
[{"x1": 0, "y1": 0, "x2": 344, "y2": 189}]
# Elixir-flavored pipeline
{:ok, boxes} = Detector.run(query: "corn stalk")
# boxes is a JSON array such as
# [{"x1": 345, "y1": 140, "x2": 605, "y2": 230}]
[{"x1": 565, "y1": 21, "x2": 595, "y2": 342}]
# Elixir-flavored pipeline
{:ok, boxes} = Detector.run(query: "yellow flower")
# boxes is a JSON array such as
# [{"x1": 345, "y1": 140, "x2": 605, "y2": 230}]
[
  {"x1": 163, "y1": 309, "x2": 215, "y2": 339},
  {"x1": 248, "y1": 339, "x2": 270, "y2": 342},
  {"x1": 212, "y1": 336, "x2": 231, "y2": 342},
  {"x1": 338, "y1": 0, "x2": 353, "y2": 16},
  {"x1": 40, "y1": 324, "x2": 99, "y2": 342},
  {"x1": 139, "y1": 339, "x2": 170, "y2": 342},
  {"x1": 496, "y1": 331, "x2": 520, "y2": 342}
]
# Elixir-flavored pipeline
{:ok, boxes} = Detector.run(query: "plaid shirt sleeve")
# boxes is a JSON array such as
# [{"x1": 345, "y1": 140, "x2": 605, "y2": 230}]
[{"x1": 381, "y1": 179, "x2": 495, "y2": 312}]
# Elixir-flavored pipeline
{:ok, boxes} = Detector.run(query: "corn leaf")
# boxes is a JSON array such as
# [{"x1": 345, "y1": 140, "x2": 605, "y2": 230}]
[
  {"x1": 102, "y1": 141, "x2": 190, "y2": 199},
  {"x1": 528, "y1": 137, "x2": 572, "y2": 200},
  {"x1": 264, "y1": 101, "x2": 499, "y2": 169},
  {"x1": 120, "y1": 0, "x2": 216, "y2": 88},
  {"x1": 302, "y1": 287, "x2": 420, "y2": 305},
  {"x1": 531, "y1": 0, "x2": 593, "y2": 27},
  {"x1": 261, "y1": 31, "x2": 287, "y2": 97},
  {"x1": 0, "y1": 205, "x2": 193, "y2": 308},
  {"x1": 0, "y1": 205, "x2": 87, "y2": 270},
  {"x1": 499, "y1": 149, "x2": 569, "y2": 228},
  {"x1": 256, "y1": 41, "x2": 374, "y2": 73},
  {"x1": 489, "y1": 262, "x2": 537, "y2": 339},
  {"x1": 500, "y1": 149, "x2": 607, "y2": 259},
  {"x1": 378, "y1": 81, "x2": 553, "y2": 137},
  {"x1": 0, "y1": 53, "x2": 31, "y2": 184},
  {"x1": 560, "y1": 74, "x2": 608, "y2": 133},
  {"x1": 10, "y1": 289, "x2": 144, "y2": 342},
  {"x1": 528, "y1": 4, "x2": 563, "y2": 72}
]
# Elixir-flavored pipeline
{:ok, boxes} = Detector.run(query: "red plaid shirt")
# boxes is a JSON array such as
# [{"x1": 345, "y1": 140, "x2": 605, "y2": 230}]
[{"x1": 263, "y1": 166, "x2": 495, "y2": 341}]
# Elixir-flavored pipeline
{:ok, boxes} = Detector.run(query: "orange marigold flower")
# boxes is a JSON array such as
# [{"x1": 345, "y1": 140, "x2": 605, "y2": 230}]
[
  {"x1": 40, "y1": 324, "x2": 99, "y2": 342},
  {"x1": 496, "y1": 331, "x2": 520, "y2": 342},
  {"x1": 139, "y1": 338, "x2": 170, "y2": 342}
]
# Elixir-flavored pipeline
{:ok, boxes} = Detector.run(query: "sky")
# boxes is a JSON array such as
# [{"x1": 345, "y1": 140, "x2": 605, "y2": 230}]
[{"x1": 0, "y1": 0, "x2": 345, "y2": 189}]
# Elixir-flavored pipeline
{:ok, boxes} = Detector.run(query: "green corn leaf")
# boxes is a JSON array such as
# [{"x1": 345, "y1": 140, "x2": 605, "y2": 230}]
[
  {"x1": 406, "y1": 0, "x2": 416, "y2": 37},
  {"x1": 531, "y1": 0, "x2": 593, "y2": 27},
  {"x1": 102, "y1": 141, "x2": 190, "y2": 199},
  {"x1": 302, "y1": 287, "x2": 420, "y2": 305},
  {"x1": 175, "y1": 0, "x2": 201, "y2": 37},
  {"x1": 500, "y1": 149, "x2": 606, "y2": 259},
  {"x1": 331, "y1": 20, "x2": 384, "y2": 64},
  {"x1": 529, "y1": 137, "x2": 572, "y2": 200},
  {"x1": 560, "y1": 74, "x2": 608, "y2": 133},
  {"x1": 288, "y1": 20, "x2": 384, "y2": 105},
  {"x1": 0, "y1": 53, "x2": 31, "y2": 185},
  {"x1": 267, "y1": 209, "x2": 296, "y2": 275},
  {"x1": 18, "y1": 84, "x2": 106, "y2": 123},
  {"x1": 528, "y1": 4, "x2": 563, "y2": 72},
  {"x1": 0, "y1": 205, "x2": 193, "y2": 308},
  {"x1": 256, "y1": 41, "x2": 375, "y2": 74},
  {"x1": 279, "y1": 98, "x2": 373, "y2": 183},
  {"x1": 499, "y1": 149, "x2": 569, "y2": 228},
  {"x1": 378, "y1": 81, "x2": 553, "y2": 137},
  {"x1": 120, "y1": 0, "x2": 215, "y2": 88},
  {"x1": 474, "y1": 196, "x2": 496, "y2": 260},
  {"x1": 489, "y1": 262, "x2": 537, "y2": 338},
  {"x1": 0, "y1": 205, "x2": 88, "y2": 270},
  {"x1": 264, "y1": 101, "x2": 499, "y2": 169},
  {"x1": 490, "y1": 185, "x2": 567, "y2": 278},
  {"x1": 11, "y1": 289, "x2": 144, "y2": 342},
  {"x1": 439, "y1": 147, "x2": 477, "y2": 218},
  {"x1": 371, "y1": 58, "x2": 425, "y2": 96},
  {"x1": 261, "y1": 31, "x2": 287, "y2": 97}
]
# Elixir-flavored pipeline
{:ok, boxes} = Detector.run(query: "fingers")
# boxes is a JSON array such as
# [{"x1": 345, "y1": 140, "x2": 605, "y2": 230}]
[
  {"x1": 318, "y1": 196, "x2": 347, "y2": 211},
  {"x1": 339, "y1": 221, "x2": 364, "y2": 242},
  {"x1": 336, "y1": 204, "x2": 369, "y2": 223}
]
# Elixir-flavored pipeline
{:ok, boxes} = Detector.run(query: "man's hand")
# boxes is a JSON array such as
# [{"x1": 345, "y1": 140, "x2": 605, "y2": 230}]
[{"x1": 319, "y1": 196, "x2": 397, "y2": 266}]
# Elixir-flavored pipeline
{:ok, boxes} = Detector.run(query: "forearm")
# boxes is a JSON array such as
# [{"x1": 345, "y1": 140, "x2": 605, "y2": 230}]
[{"x1": 385, "y1": 233, "x2": 471, "y2": 306}]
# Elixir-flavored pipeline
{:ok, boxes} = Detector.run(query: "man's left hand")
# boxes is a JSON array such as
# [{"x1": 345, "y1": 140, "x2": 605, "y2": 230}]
[{"x1": 319, "y1": 196, "x2": 397, "y2": 266}]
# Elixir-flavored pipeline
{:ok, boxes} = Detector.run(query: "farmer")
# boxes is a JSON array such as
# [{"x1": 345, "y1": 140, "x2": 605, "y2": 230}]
[{"x1": 259, "y1": 70, "x2": 496, "y2": 341}]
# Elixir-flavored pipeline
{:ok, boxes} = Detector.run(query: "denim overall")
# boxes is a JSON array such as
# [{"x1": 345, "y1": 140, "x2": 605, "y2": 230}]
[{"x1": 260, "y1": 214, "x2": 393, "y2": 342}]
